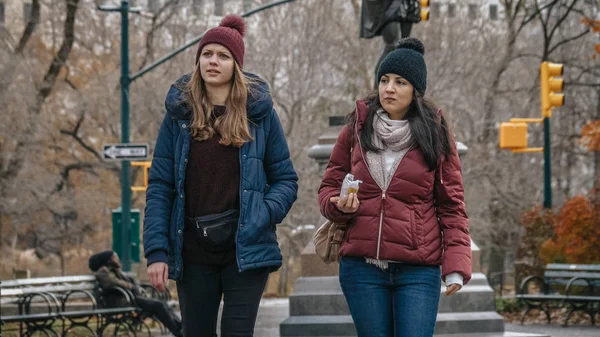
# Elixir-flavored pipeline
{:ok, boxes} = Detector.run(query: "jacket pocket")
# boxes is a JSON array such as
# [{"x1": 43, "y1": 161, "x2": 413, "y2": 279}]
[
  {"x1": 262, "y1": 201, "x2": 275, "y2": 231},
  {"x1": 410, "y1": 209, "x2": 418, "y2": 250}
]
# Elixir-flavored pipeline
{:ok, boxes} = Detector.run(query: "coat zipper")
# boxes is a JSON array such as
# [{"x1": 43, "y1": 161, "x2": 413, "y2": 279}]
[
  {"x1": 376, "y1": 192, "x2": 386, "y2": 259},
  {"x1": 198, "y1": 221, "x2": 228, "y2": 232},
  {"x1": 236, "y1": 148, "x2": 244, "y2": 272},
  {"x1": 176, "y1": 120, "x2": 191, "y2": 276},
  {"x1": 354, "y1": 103, "x2": 387, "y2": 259}
]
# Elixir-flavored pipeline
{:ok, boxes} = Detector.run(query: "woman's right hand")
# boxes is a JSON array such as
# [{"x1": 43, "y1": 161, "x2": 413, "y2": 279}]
[
  {"x1": 147, "y1": 262, "x2": 169, "y2": 293},
  {"x1": 330, "y1": 193, "x2": 360, "y2": 214}
]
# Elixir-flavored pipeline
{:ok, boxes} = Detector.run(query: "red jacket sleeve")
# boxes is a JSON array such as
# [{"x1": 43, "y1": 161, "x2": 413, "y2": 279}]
[
  {"x1": 318, "y1": 125, "x2": 357, "y2": 224},
  {"x1": 434, "y1": 144, "x2": 472, "y2": 285}
]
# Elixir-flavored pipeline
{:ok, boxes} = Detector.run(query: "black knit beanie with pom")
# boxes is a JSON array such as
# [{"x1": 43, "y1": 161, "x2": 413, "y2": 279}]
[{"x1": 376, "y1": 37, "x2": 427, "y2": 95}]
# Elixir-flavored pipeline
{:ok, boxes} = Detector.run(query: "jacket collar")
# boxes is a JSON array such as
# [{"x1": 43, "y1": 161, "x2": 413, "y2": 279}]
[
  {"x1": 166, "y1": 72, "x2": 273, "y2": 122},
  {"x1": 354, "y1": 99, "x2": 370, "y2": 133}
]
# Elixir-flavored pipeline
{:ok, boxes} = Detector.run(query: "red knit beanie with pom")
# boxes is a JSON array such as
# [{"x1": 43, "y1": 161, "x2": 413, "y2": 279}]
[{"x1": 195, "y1": 15, "x2": 246, "y2": 68}]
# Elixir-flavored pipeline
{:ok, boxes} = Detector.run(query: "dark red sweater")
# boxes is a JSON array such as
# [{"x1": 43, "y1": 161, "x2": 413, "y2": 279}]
[{"x1": 182, "y1": 106, "x2": 240, "y2": 265}]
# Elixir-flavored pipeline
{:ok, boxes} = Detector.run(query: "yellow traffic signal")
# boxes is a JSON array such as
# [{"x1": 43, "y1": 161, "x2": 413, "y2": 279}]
[
  {"x1": 499, "y1": 122, "x2": 528, "y2": 149},
  {"x1": 540, "y1": 62, "x2": 564, "y2": 117},
  {"x1": 420, "y1": 0, "x2": 430, "y2": 21}
]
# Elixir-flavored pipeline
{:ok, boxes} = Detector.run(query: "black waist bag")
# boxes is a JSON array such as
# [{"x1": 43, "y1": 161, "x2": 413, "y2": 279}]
[{"x1": 187, "y1": 209, "x2": 239, "y2": 252}]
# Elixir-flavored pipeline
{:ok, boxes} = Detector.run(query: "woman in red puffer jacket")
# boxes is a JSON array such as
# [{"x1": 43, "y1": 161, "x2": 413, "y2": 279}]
[{"x1": 318, "y1": 37, "x2": 471, "y2": 337}]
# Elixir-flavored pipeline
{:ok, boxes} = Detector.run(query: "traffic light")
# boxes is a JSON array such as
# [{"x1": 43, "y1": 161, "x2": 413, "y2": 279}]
[
  {"x1": 420, "y1": 0, "x2": 430, "y2": 21},
  {"x1": 131, "y1": 161, "x2": 151, "y2": 192},
  {"x1": 499, "y1": 122, "x2": 528, "y2": 149},
  {"x1": 540, "y1": 62, "x2": 564, "y2": 118}
]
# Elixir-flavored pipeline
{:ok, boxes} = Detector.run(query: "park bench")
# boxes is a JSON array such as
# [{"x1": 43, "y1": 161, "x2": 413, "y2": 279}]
[
  {"x1": 516, "y1": 263, "x2": 600, "y2": 326},
  {"x1": 1, "y1": 275, "x2": 173, "y2": 336}
]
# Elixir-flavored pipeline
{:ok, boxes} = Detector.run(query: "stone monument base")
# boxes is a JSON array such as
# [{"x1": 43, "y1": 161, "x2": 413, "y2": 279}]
[{"x1": 280, "y1": 241, "x2": 548, "y2": 337}]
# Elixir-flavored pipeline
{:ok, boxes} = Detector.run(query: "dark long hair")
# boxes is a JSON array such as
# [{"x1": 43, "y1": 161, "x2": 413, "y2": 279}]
[{"x1": 347, "y1": 89, "x2": 454, "y2": 170}]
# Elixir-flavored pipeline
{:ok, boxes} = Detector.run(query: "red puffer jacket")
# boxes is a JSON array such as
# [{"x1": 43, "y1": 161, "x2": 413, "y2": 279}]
[{"x1": 318, "y1": 100, "x2": 472, "y2": 284}]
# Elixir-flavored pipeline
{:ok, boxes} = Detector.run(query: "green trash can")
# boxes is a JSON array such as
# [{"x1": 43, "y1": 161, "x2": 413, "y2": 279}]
[{"x1": 112, "y1": 208, "x2": 141, "y2": 263}]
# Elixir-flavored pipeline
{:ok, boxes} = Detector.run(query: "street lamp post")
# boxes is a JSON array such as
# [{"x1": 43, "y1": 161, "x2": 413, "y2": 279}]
[{"x1": 98, "y1": 1, "x2": 141, "y2": 272}]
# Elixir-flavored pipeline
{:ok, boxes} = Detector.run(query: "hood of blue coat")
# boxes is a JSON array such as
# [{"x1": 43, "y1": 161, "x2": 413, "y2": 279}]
[{"x1": 165, "y1": 72, "x2": 273, "y2": 122}]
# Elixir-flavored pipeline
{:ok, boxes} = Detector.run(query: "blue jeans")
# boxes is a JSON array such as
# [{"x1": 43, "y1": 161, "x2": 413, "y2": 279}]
[{"x1": 339, "y1": 256, "x2": 441, "y2": 337}]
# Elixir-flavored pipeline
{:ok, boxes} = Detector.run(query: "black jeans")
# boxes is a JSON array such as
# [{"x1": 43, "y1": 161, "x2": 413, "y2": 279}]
[
  {"x1": 176, "y1": 262, "x2": 270, "y2": 337},
  {"x1": 135, "y1": 296, "x2": 182, "y2": 337}
]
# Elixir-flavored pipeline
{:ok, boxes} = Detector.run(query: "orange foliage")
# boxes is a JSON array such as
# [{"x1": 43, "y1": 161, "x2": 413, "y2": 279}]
[
  {"x1": 539, "y1": 191, "x2": 600, "y2": 264},
  {"x1": 517, "y1": 207, "x2": 554, "y2": 264},
  {"x1": 580, "y1": 120, "x2": 600, "y2": 152},
  {"x1": 519, "y1": 207, "x2": 554, "y2": 246},
  {"x1": 581, "y1": 17, "x2": 600, "y2": 33}
]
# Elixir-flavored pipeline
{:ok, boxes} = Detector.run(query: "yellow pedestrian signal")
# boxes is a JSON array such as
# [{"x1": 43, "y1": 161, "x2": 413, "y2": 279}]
[
  {"x1": 131, "y1": 161, "x2": 151, "y2": 192},
  {"x1": 499, "y1": 122, "x2": 528, "y2": 149},
  {"x1": 540, "y1": 62, "x2": 564, "y2": 117},
  {"x1": 420, "y1": 0, "x2": 430, "y2": 21}
]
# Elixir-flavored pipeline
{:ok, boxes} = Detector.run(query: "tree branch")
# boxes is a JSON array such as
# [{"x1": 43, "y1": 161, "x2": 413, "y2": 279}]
[
  {"x1": 548, "y1": 29, "x2": 590, "y2": 55},
  {"x1": 15, "y1": 0, "x2": 41, "y2": 54},
  {"x1": 59, "y1": 111, "x2": 103, "y2": 161},
  {"x1": 138, "y1": 0, "x2": 180, "y2": 70},
  {"x1": 54, "y1": 162, "x2": 98, "y2": 193},
  {"x1": 33, "y1": 0, "x2": 80, "y2": 115},
  {"x1": 547, "y1": 0, "x2": 579, "y2": 44},
  {"x1": 565, "y1": 82, "x2": 600, "y2": 88}
]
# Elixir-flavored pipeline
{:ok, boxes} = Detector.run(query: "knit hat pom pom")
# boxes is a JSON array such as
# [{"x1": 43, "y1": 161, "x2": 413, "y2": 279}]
[
  {"x1": 396, "y1": 37, "x2": 425, "y2": 55},
  {"x1": 220, "y1": 15, "x2": 246, "y2": 37}
]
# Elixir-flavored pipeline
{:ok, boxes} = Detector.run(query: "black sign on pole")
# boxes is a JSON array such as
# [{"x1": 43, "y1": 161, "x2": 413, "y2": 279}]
[{"x1": 103, "y1": 143, "x2": 149, "y2": 161}]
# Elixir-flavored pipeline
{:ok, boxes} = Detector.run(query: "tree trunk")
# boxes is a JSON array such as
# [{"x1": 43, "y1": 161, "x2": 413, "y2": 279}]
[
  {"x1": 0, "y1": 0, "x2": 81, "y2": 226},
  {"x1": 31, "y1": 0, "x2": 80, "y2": 116},
  {"x1": 595, "y1": 88, "x2": 600, "y2": 192},
  {"x1": 0, "y1": 0, "x2": 40, "y2": 100}
]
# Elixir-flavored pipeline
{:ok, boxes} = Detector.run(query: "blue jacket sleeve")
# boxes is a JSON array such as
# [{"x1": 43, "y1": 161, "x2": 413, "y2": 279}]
[
  {"x1": 263, "y1": 109, "x2": 298, "y2": 226},
  {"x1": 143, "y1": 109, "x2": 175, "y2": 266}
]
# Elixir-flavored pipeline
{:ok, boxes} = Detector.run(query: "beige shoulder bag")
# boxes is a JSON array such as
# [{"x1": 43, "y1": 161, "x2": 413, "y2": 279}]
[{"x1": 313, "y1": 141, "x2": 353, "y2": 264}]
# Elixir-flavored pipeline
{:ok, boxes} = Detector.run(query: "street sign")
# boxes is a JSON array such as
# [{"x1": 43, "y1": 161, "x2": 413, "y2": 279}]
[{"x1": 103, "y1": 143, "x2": 149, "y2": 161}]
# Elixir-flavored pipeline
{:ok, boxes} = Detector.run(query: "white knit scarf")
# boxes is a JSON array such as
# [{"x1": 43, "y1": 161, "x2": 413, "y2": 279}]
[{"x1": 365, "y1": 109, "x2": 413, "y2": 189}]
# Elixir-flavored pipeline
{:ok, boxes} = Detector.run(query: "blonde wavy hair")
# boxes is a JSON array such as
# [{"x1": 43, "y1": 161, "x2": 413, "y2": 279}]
[{"x1": 184, "y1": 61, "x2": 255, "y2": 147}]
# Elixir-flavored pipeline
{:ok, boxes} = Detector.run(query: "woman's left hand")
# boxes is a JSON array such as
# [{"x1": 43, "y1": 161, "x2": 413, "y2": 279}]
[{"x1": 445, "y1": 283, "x2": 462, "y2": 296}]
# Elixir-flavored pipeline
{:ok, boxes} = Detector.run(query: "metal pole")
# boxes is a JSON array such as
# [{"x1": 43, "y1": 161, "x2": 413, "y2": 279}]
[
  {"x1": 543, "y1": 117, "x2": 552, "y2": 209},
  {"x1": 120, "y1": 0, "x2": 132, "y2": 271}
]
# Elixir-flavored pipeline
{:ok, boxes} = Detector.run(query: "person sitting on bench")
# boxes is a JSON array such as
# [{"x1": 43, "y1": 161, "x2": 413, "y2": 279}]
[{"x1": 89, "y1": 250, "x2": 183, "y2": 337}]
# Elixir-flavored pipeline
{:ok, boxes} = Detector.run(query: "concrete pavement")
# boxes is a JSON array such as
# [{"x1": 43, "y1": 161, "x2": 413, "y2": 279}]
[{"x1": 165, "y1": 298, "x2": 598, "y2": 337}]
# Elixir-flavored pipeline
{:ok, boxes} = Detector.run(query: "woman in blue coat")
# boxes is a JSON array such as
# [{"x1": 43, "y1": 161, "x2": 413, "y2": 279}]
[{"x1": 143, "y1": 15, "x2": 298, "y2": 337}]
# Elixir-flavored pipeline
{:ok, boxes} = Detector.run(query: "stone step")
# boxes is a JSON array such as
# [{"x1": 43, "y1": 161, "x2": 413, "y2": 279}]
[
  {"x1": 281, "y1": 311, "x2": 513, "y2": 337},
  {"x1": 289, "y1": 287, "x2": 497, "y2": 316},
  {"x1": 438, "y1": 279, "x2": 496, "y2": 313},
  {"x1": 282, "y1": 334, "x2": 548, "y2": 337},
  {"x1": 280, "y1": 315, "x2": 356, "y2": 337},
  {"x1": 434, "y1": 312, "x2": 505, "y2": 334},
  {"x1": 292, "y1": 273, "x2": 491, "y2": 292},
  {"x1": 435, "y1": 333, "x2": 549, "y2": 337}
]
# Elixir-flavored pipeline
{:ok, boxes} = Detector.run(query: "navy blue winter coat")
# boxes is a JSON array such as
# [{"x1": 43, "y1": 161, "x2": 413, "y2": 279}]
[{"x1": 143, "y1": 73, "x2": 298, "y2": 280}]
